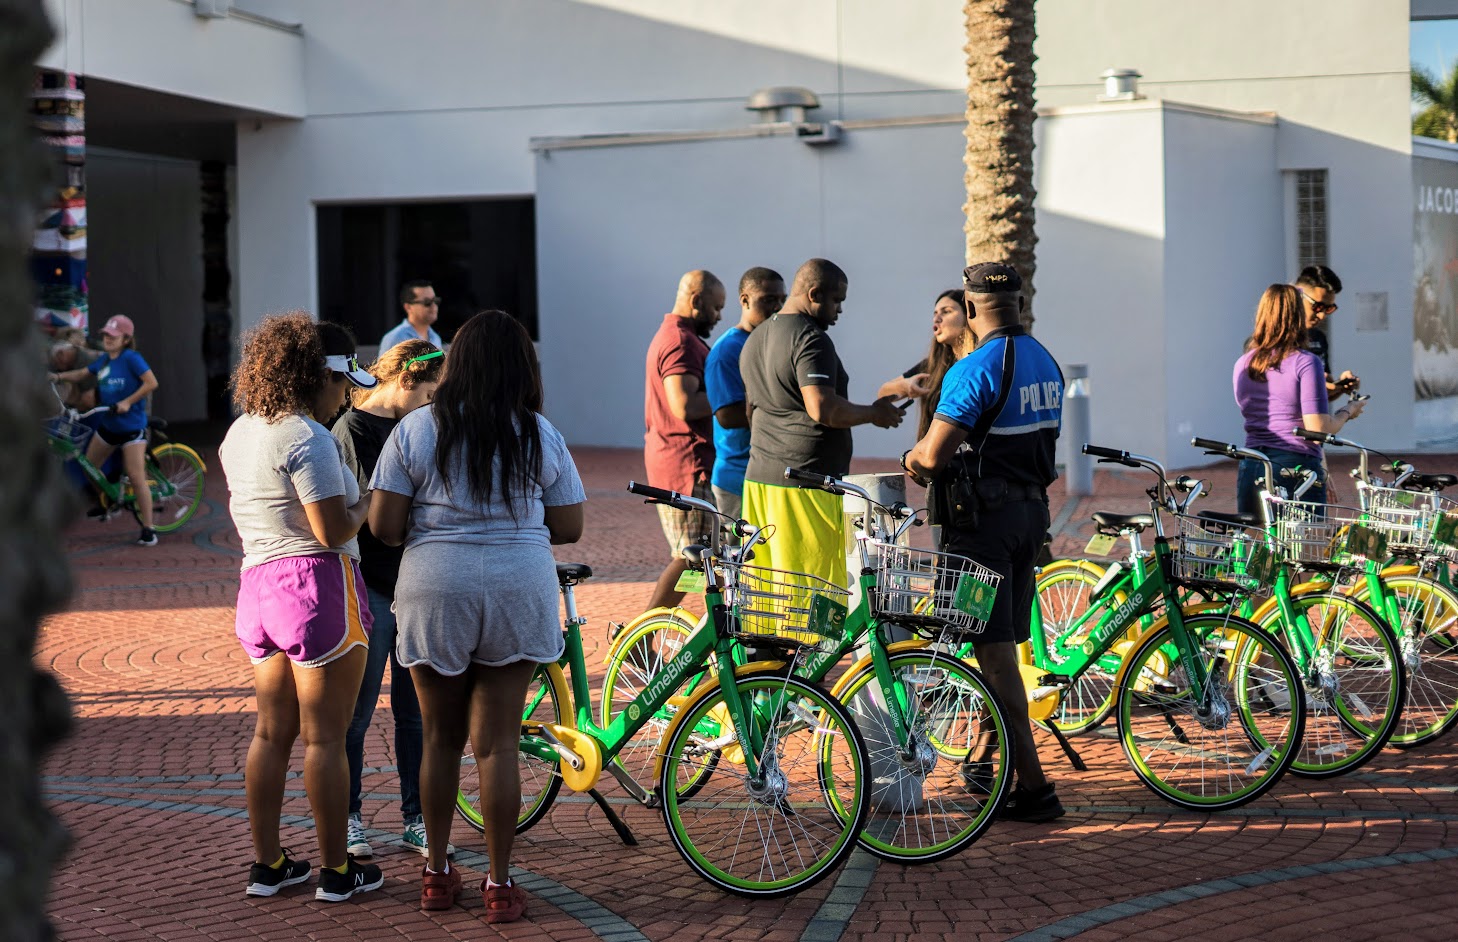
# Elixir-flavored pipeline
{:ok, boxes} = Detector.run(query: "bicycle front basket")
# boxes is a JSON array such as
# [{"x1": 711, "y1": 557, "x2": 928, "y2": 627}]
[
  {"x1": 870, "y1": 542, "x2": 1002, "y2": 637},
  {"x1": 1262, "y1": 497, "x2": 1381, "y2": 568},
  {"x1": 1355, "y1": 482, "x2": 1440, "y2": 557},
  {"x1": 1170, "y1": 514, "x2": 1270, "y2": 590},
  {"x1": 722, "y1": 564, "x2": 850, "y2": 652},
  {"x1": 44, "y1": 414, "x2": 93, "y2": 451}
]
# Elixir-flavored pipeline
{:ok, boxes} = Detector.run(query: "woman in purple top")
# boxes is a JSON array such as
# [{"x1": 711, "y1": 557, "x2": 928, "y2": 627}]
[{"x1": 1233, "y1": 284, "x2": 1366, "y2": 514}]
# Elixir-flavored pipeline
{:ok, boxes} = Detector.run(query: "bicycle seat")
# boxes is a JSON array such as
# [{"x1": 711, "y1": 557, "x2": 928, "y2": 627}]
[
  {"x1": 1091, "y1": 511, "x2": 1155, "y2": 534},
  {"x1": 680, "y1": 544, "x2": 708, "y2": 567},
  {"x1": 147, "y1": 417, "x2": 168, "y2": 431},
  {"x1": 1404, "y1": 472, "x2": 1457, "y2": 491},
  {"x1": 1198, "y1": 510, "x2": 1260, "y2": 528},
  {"x1": 555, "y1": 563, "x2": 592, "y2": 585}
]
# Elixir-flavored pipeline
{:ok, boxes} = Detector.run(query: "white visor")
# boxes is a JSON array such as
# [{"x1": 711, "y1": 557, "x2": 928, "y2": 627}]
[{"x1": 324, "y1": 354, "x2": 378, "y2": 389}]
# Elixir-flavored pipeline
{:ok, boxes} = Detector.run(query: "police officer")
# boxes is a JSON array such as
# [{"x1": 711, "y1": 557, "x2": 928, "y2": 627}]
[{"x1": 903, "y1": 261, "x2": 1066, "y2": 823}]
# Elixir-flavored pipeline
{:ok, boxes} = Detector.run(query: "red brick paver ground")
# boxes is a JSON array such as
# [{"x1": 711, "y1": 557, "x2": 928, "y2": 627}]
[{"x1": 39, "y1": 437, "x2": 1458, "y2": 941}]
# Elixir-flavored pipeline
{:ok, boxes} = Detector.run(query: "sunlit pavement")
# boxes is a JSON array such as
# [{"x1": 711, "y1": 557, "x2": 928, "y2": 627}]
[{"x1": 41, "y1": 440, "x2": 1458, "y2": 941}]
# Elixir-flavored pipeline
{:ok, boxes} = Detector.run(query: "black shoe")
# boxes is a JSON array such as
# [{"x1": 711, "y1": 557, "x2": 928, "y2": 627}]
[
  {"x1": 245, "y1": 852, "x2": 312, "y2": 897},
  {"x1": 315, "y1": 856, "x2": 384, "y2": 902},
  {"x1": 85, "y1": 504, "x2": 109, "y2": 520},
  {"x1": 136, "y1": 528, "x2": 158, "y2": 547},
  {"x1": 1002, "y1": 783, "x2": 1066, "y2": 823}
]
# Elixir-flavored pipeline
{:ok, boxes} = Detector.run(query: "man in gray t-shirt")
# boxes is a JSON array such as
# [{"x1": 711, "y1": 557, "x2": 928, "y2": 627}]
[{"x1": 737, "y1": 258, "x2": 903, "y2": 587}]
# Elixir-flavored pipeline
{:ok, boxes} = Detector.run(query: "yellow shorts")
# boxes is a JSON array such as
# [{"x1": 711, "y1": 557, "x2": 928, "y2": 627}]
[{"x1": 741, "y1": 480, "x2": 848, "y2": 589}]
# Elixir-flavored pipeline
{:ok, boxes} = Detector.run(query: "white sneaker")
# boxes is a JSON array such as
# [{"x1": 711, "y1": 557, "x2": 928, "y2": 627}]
[
  {"x1": 402, "y1": 819, "x2": 454, "y2": 858},
  {"x1": 346, "y1": 813, "x2": 372, "y2": 858}
]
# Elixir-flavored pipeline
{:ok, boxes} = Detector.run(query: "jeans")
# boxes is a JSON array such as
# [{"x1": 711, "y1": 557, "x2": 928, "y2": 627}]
[
  {"x1": 346, "y1": 585, "x2": 423, "y2": 821},
  {"x1": 1236, "y1": 448, "x2": 1326, "y2": 517}
]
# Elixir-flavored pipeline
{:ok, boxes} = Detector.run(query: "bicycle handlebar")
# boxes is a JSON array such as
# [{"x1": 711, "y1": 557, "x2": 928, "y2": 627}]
[
  {"x1": 1081, "y1": 443, "x2": 1139, "y2": 467},
  {"x1": 1293, "y1": 428, "x2": 1333, "y2": 445},
  {"x1": 784, "y1": 466, "x2": 838, "y2": 490}
]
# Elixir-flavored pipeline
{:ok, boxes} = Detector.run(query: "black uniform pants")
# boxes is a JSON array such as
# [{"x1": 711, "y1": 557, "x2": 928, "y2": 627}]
[{"x1": 939, "y1": 498, "x2": 1050, "y2": 645}]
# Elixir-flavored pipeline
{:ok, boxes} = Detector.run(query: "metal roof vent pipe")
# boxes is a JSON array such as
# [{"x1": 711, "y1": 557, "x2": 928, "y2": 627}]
[
  {"x1": 1099, "y1": 68, "x2": 1144, "y2": 102},
  {"x1": 746, "y1": 86, "x2": 821, "y2": 124}
]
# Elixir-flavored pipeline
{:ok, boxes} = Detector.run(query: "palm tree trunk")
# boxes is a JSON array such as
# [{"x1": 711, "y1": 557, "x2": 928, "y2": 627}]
[
  {"x1": 964, "y1": 0, "x2": 1038, "y2": 326},
  {"x1": 0, "y1": 2, "x2": 76, "y2": 939}
]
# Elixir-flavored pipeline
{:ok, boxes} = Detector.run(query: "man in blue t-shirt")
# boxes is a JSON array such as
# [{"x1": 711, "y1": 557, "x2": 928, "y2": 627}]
[
  {"x1": 905, "y1": 262, "x2": 1065, "y2": 824},
  {"x1": 380, "y1": 280, "x2": 445, "y2": 353},
  {"x1": 49, "y1": 314, "x2": 162, "y2": 546},
  {"x1": 704, "y1": 267, "x2": 786, "y2": 520}
]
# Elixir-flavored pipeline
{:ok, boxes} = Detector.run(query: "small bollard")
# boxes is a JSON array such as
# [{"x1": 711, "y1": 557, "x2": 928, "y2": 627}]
[{"x1": 1065, "y1": 364, "x2": 1093, "y2": 497}]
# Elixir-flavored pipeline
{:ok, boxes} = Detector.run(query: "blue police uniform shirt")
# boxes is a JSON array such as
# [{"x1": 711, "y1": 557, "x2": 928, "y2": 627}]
[
  {"x1": 379, "y1": 319, "x2": 443, "y2": 354},
  {"x1": 87, "y1": 348, "x2": 152, "y2": 433},
  {"x1": 705, "y1": 326, "x2": 751, "y2": 494},
  {"x1": 934, "y1": 326, "x2": 1063, "y2": 488}
]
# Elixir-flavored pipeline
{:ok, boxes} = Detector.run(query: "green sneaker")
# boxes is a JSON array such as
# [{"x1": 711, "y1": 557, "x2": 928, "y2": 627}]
[{"x1": 403, "y1": 820, "x2": 454, "y2": 858}]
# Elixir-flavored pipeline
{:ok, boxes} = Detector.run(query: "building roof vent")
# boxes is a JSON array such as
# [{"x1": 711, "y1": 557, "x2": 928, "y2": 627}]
[
  {"x1": 746, "y1": 86, "x2": 821, "y2": 124},
  {"x1": 1099, "y1": 68, "x2": 1144, "y2": 102}
]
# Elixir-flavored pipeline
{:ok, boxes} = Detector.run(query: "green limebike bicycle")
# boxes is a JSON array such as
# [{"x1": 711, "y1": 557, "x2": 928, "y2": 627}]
[
  {"x1": 1020, "y1": 444, "x2": 1307, "y2": 809},
  {"x1": 45, "y1": 397, "x2": 207, "y2": 533},
  {"x1": 456, "y1": 483, "x2": 871, "y2": 898},
  {"x1": 595, "y1": 471, "x2": 1017, "y2": 864}
]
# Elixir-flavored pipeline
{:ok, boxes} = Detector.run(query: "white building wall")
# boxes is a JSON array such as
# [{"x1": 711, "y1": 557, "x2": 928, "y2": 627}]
[
  {"x1": 535, "y1": 121, "x2": 966, "y2": 455},
  {"x1": 1033, "y1": 105, "x2": 1168, "y2": 464},
  {"x1": 1035, "y1": 0, "x2": 1417, "y2": 450},
  {"x1": 1160, "y1": 108, "x2": 1283, "y2": 468}
]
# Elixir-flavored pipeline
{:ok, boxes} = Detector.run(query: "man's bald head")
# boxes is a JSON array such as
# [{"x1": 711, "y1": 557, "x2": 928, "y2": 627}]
[
  {"x1": 791, "y1": 258, "x2": 847, "y2": 298},
  {"x1": 672, "y1": 269, "x2": 726, "y2": 338}
]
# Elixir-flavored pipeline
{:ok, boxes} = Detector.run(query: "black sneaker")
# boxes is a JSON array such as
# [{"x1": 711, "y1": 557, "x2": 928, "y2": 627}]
[
  {"x1": 315, "y1": 856, "x2": 384, "y2": 902},
  {"x1": 1002, "y1": 783, "x2": 1066, "y2": 823},
  {"x1": 245, "y1": 852, "x2": 312, "y2": 897},
  {"x1": 136, "y1": 528, "x2": 158, "y2": 547},
  {"x1": 85, "y1": 504, "x2": 109, "y2": 520}
]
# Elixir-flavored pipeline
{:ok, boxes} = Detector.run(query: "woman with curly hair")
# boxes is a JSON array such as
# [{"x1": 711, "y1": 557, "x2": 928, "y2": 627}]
[
  {"x1": 369, "y1": 310, "x2": 585, "y2": 922},
  {"x1": 329, "y1": 339, "x2": 446, "y2": 861},
  {"x1": 219, "y1": 312, "x2": 385, "y2": 903}
]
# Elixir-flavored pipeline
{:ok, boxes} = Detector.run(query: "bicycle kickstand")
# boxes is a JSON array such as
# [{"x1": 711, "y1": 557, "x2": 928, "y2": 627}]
[
  {"x1": 585, "y1": 788, "x2": 638, "y2": 846},
  {"x1": 1042, "y1": 719, "x2": 1088, "y2": 772}
]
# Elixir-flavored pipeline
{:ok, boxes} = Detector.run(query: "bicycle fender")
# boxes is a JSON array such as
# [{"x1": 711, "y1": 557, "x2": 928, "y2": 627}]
[
  {"x1": 1378, "y1": 564, "x2": 1421, "y2": 580},
  {"x1": 1037, "y1": 558, "x2": 1107, "y2": 581},
  {"x1": 826, "y1": 640, "x2": 930, "y2": 700},
  {"x1": 1106, "y1": 601, "x2": 1226, "y2": 691},
  {"x1": 160, "y1": 442, "x2": 208, "y2": 472},
  {"x1": 648, "y1": 660, "x2": 788, "y2": 788},
  {"x1": 540, "y1": 663, "x2": 573, "y2": 728},
  {"x1": 604, "y1": 607, "x2": 700, "y2": 661},
  {"x1": 1247, "y1": 581, "x2": 1347, "y2": 624}
]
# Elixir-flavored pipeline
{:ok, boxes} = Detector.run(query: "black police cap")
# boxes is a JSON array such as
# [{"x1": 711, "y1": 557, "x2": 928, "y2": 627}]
[{"x1": 962, "y1": 262, "x2": 1022, "y2": 294}]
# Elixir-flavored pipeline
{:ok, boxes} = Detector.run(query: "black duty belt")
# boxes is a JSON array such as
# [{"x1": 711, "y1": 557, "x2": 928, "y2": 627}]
[{"x1": 1000, "y1": 482, "x2": 1048, "y2": 503}]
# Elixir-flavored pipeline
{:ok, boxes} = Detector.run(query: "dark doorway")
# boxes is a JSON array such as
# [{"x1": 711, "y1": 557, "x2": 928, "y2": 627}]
[{"x1": 316, "y1": 198, "x2": 537, "y2": 346}]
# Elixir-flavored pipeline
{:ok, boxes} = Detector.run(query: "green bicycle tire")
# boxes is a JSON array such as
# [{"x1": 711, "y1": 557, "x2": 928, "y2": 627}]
[
  {"x1": 1350, "y1": 573, "x2": 1458, "y2": 747},
  {"x1": 835, "y1": 650, "x2": 1013, "y2": 863},
  {"x1": 1033, "y1": 565, "x2": 1121, "y2": 734},
  {"x1": 145, "y1": 444, "x2": 205, "y2": 533},
  {"x1": 1253, "y1": 590, "x2": 1405, "y2": 778},
  {"x1": 660, "y1": 675, "x2": 869, "y2": 898},
  {"x1": 455, "y1": 664, "x2": 563, "y2": 834},
  {"x1": 1117, "y1": 614, "x2": 1305, "y2": 811}
]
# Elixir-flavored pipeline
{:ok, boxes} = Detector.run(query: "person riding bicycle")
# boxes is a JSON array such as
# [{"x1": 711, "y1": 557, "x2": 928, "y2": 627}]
[
  {"x1": 903, "y1": 262, "x2": 1067, "y2": 823},
  {"x1": 48, "y1": 315, "x2": 161, "y2": 546}
]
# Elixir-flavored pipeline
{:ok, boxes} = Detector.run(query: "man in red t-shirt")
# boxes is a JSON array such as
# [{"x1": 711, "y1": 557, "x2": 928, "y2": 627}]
[{"x1": 643, "y1": 269, "x2": 726, "y2": 611}]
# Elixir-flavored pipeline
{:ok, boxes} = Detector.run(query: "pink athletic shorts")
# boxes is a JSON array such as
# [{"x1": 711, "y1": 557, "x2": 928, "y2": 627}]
[{"x1": 236, "y1": 553, "x2": 372, "y2": 667}]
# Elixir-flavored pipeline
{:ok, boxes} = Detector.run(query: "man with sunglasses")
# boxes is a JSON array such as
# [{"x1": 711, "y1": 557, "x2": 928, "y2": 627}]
[
  {"x1": 381, "y1": 280, "x2": 445, "y2": 354},
  {"x1": 1295, "y1": 265, "x2": 1360, "y2": 398}
]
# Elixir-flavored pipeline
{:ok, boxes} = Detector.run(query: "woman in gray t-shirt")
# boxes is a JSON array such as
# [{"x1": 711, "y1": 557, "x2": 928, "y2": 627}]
[{"x1": 370, "y1": 310, "x2": 585, "y2": 921}]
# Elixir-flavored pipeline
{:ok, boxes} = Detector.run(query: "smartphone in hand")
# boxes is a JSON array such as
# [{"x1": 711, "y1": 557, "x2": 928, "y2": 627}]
[{"x1": 896, "y1": 399, "x2": 914, "y2": 413}]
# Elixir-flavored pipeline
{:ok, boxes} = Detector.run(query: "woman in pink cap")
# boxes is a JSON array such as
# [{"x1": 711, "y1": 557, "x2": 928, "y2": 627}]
[{"x1": 49, "y1": 314, "x2": 161, "y2": 545}]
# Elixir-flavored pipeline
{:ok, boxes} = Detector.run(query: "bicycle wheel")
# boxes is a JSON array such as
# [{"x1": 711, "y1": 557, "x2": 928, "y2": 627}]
[
  {"x1": 599, "y1": 610, "x2": 701, "y2": 790},
  {"x1": 660, "y1": 674, "x2": 869, "y2": 898},
  {"x1": 1255, "y1": 591, "x2": 1404, "y2": 777},
  {"x1": 1117, "y1": 613, "x2": 1305, "y2": 810},
  {"x1": 1034, "y1": 563, "x2": 1120, "y2": 733},
  {"x1": 836, "y1": 649, "x2": 1013, "y2": 863},
  {"x1": 456, "y1": 664, "x2": 563, "y2": 834},
  {"x1": 1353, "y1": 573, "x2": 1458, "y2": 747},
  {"x1": 145, "y1": 443, "x2": 205, "y2": 532}
]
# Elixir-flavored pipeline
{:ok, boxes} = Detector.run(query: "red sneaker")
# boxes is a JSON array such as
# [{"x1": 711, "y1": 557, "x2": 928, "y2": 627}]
[
  {"x1": 420, "y1": 865, "x2": 462, "y2": 911},
  {"x1": 482, "y1": 878, "x2": 527, "y2": 924}
]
